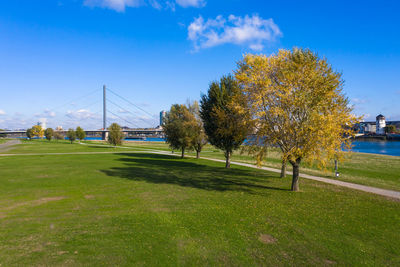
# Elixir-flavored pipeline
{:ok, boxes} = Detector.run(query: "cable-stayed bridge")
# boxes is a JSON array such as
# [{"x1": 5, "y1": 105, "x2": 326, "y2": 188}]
[{"x1": 0, "y1": 85, "x2": 164, "y2": 140}]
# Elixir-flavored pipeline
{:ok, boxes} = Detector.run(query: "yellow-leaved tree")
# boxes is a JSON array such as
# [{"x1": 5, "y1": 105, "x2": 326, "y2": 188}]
[
  {"x1": 235, "y1": 48, "x2": 358, "y2": 191},
  {"x1": 31, "y1": 125, "x2": 44, "y2": 138}
]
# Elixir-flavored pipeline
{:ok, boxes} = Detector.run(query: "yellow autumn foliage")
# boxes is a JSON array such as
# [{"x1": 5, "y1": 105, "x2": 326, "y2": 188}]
[
  {"x1": 31, "y1": 125, "x2": 44, "y2": 138},
  {"x1": 235, "y1": 48, "x2": 359, "y2": 191}
]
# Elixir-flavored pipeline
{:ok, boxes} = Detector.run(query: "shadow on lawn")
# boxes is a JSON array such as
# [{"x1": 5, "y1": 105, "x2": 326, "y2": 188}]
[{"x1": 100, "y1": 153, "x2": 289, "y2": 194}]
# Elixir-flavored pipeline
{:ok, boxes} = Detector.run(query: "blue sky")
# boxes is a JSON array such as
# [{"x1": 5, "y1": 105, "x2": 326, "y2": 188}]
[{"x1": 0, "y1": 0, "x2": 399, "y2": 129}]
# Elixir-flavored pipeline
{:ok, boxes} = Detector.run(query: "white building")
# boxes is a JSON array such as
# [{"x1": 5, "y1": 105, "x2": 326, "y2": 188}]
[
  {"x1": 376, "y1": 114, "x2": 386, "y2": 135},
  {"x1": 37, "y1": 121, "x2": 46, "y2": 130}
]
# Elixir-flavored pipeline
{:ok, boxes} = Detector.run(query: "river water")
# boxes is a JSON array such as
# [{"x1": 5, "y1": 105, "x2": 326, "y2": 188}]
[
  {"x1": 351, "y1": 140, "x2": 400, "y2": 157},
  {"x1": 21, "y1": 137, "x2": 400, "y2": 157},
  {"x1": 86, "y1": 138, "x2": 400, "y2": 156}
]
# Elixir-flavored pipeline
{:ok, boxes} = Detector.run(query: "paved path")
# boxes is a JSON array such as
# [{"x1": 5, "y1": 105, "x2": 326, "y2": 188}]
[
  {"x1": 0, "y1": 150, "x2": 158, "y2": 157},
  {"x1": 1, "y1": 143, "x2": 399, "y2": 200},
  {"x1": 199, "y1": 156, "x2": 400, "y2": 200},
  {"x1": 0, "y1": 140, "x2": 21, "y2": 152},
  {"x1": 151, "y1": 150, "x2": 400, "y2": 200}
]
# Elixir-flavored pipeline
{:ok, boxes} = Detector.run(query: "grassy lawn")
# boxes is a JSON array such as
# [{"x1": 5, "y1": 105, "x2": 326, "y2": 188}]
[
  {"x1": 121, "y1": 141, "x2": 400, "y2": 191},
  {"x1": 0, "y1": 138, "x2": 10, "y2": 144},
  {"x1": 0, "y1": 140, "x2": 399, "y2": 265},
  {"x1": 5, "y1": 139, "x2": 139, "y2": 154}
]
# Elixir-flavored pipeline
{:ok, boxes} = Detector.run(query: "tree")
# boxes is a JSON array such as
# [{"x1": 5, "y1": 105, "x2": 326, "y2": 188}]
[
  {"x1": 26, "y1": 128, "x2": 34, "y2": 139},
  {"x1": 31, "y1": 125, "x2": 44, "y2": 138},
  {"x1": 108, "y1": 123, "x2": 124, "y2": 146},
  {"x1": 76, "y1": 126, "x2": 86, "y2": 141},
  {"x1": 66, "y1": 128, "x2": 76, "y2": 144},
  {"x1": 200, "y1": 75, "x2": 249, "y2": 168},
  {"x1": 188, "y1": 101, "x2": 208, "y2": 159},
  {"x1": 53, "y1": 131, "x2": 64, "y2": 141},
  {"x1": 44, "y1": 128, "x2": 54, "y2": 141},
  {"x1": 163, "y1": 104, "x2": 194, "y2": 158},
  {"x1": 385, "y1": 125, "x2": 396, "y2": 134},
  {"x1": 235, "y1": 48, "x2": 358, "y2": 191}
]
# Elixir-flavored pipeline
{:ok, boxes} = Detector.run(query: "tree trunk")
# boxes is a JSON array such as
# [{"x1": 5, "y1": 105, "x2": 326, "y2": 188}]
[
  {"x1": 280, "y1": 160, "x2": 287, "y2": 178},
  {"x1": 225, "y1": 151, "x2": 231, "y2": 168},
  {"x1": 290, "y1": 158, "x2": 301, "y2": 191},
  {"x1": 196, "y1": 150, "x2": 200, "y2": 159},
  {"x1": 181, "y1": 147, "x2": 185, "y2": 158}
]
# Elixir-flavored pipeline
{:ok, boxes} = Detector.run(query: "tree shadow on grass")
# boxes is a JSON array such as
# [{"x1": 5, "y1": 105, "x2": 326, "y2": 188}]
[{"x1": 100, "y1": 153, "x2": 289, "y2": 195}]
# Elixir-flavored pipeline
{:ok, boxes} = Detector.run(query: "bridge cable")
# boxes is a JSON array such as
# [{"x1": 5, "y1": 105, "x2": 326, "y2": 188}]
[
  {"x1": 106, "y1": 98, "x2": 154, "y2": 127},
  {"x1": 106, "y1": 109, "x2": 140, "y2": 128},
  {"x1": 106, "y1": 88, "x2": 154, "y2": 118}
]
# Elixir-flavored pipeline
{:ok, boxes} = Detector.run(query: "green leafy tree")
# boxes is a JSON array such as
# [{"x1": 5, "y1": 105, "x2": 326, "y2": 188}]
[
  {"x1": 187, "y1": 101, "x2": 208, "y2": 159},
  {"x1": 108, "y1": 123, "x2": 124, "y2": 146},
  {"x1": 26, "y1": 128, "x2": 34, "y2": 139},
  {"x1": 66, "y1": 128, "x2": 76, "y2": 144},
  {"x1": 385, "y1": 125, "x2": 396, "y2": 134},
  {"x1": 53, "y1": 131, "x2": 64, "y2": 141},
  {"x1": 44, "y1": 128, "x2": 54, "y2": 141},
  {"x1": 200, "y1": 75, "x2": 249, "y2": 168},
  {"x1": 235, "y1": 48, "x2": 358, "y2": 191},
  {"x1": 163, "y1": 104, "x2": 195, "y2": 158},
  {"x1": 76, "y1": 126, "x2": 86, "y2": 141}
]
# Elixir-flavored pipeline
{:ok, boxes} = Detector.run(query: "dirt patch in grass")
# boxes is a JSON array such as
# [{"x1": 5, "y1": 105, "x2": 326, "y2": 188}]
[
  {"x1": 324, "y1": 259, "x2": 337, "y2": 265},
  {"x1": 150, "y1": 207, "x2": 171, "y2": 212},
  {"x1": 258, "y1": 234, "x2": 277, "y2": 244},
  {"x1": 3, "y1": 197, "x2": 66, "y2": 211},
  {"x1": 84, "y1": 195, "x2": 95, "y2": 199}
]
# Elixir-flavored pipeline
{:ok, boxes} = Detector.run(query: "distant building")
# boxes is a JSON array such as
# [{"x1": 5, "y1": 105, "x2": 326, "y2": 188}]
[
  {"x1": 56, "y1": 126, "x2": 63, "y2": 131},
  {"x1": 37, "y1": 121, "x2": 46, "y2": 130},
  {"x1": 357, "y1": 114, "x2": 399, "y2": 134},
  {"x1": 160, "y1": 110, "x2": 167, "y2": 126},
  {"x1": 376, "y1": 114, "x2": 386, "y2": 135}
]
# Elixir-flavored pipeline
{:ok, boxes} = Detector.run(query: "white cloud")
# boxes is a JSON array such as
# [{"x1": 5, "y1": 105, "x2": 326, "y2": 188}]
[
  {"x1": 84, "y1": 0, "x2": 142, "y2": 12},
  {"x1": 188, "y1": 14, "x2": 282, "y2": 52},
  {"x1": 176, "y1": 0, "x2": 205, "y2": 8},
  {"x1": 0, "y1": 110, "x2": 5, "y2": 116},
  {"x1": 34, "y1": 109, "x2": 56, "y2": 118},
  {"x1": 66, "y1": 109, "x2": 98, "y2": 120},
  {"x1": 44, "y1": 109, "x2": 56, "y2": 118},
  {"x1": 118, "y1": 109, "x2": 130, "y2": 113},
  {"x1": 83, "y1": 0, "x2": 204, "y2": 11},
  {"x1": 351, "y1": 98, "x2": 368, "y2": 104}
]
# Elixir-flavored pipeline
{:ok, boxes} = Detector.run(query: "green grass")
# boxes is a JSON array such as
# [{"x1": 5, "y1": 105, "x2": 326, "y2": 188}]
[
  {"x1": 0, "y1": 138, "x2": 10, "y2": 144},
  {"x1": 5, "y1": 139, "x2": 139, "y2": 154},
  {"x1": 121, "y1": 141, "x2": 400, "y2": 191},
  {"x1": 0, "y1": 140, "x2": 399, "y2": 265}
]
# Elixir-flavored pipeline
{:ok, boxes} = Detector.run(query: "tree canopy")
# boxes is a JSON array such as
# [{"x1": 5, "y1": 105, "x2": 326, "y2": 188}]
[
  {"x1": 44, "y1": 128, "x2": 54, "y2": 141},
  {"x1": 187, "y1": 101, "x2": 208, "y2": 159},
  {"x1": 76, "y1": 126, "x2": 86, "y2": 141},
  {"x1": 235, "y1": 48, "x2": 357, "y2": 191},
  {"x1": 31, "y1": 125, "x2": 44, "y2": 138},
  {"x1": 66, "y1": 128, "x2": 76, "y2": 144},
  {"x1": 163, "y1": 104, "x2": 194, "y2": 158},
  {"x1": 26, "y1": 128, "x2": 34, "y2": 139},
  {"x1": 108, "y1": 123, "x2": 124, "y2": 146},
  {"x1": 200, "y1": 75, "x2": 248, "y2": 168},
  {"x1": 385, "y1": 125, "x2": 397, "y2": 134}
]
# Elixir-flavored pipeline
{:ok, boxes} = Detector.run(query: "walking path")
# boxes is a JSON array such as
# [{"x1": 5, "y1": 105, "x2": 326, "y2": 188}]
[
  {"x1": 1, "y1": 141, "x2": 399, "y2": 200},
  {"x1": 0, "y1": 140, "x2": 21, "y2": 152},
  {"x1": 150, "y1": 150, "x2": 400, "y2": 200},
  {"x1": 200, "y1": 156, "x2": 400, "y2": 200}
]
